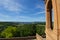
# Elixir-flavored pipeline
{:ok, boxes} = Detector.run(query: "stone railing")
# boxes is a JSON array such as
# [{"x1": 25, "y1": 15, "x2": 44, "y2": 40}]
[{"x1": 0, "y1": 36, "x2": 36, "y2": 40}]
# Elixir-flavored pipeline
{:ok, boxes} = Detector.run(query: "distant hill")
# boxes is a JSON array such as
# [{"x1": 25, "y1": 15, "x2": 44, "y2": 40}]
[{"x1": 0, "y1": 22, "x2": 46, "y2": 25}]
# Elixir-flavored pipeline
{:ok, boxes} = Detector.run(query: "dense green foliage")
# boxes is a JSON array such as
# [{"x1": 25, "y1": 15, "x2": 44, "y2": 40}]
[
  {"x1": 36, "y1": 24, "x2": 45, "y2": 37},
  {"x1": 1, "y1": 26, "x2": 17, "y2": 38},
  {"x1": 0, "y1": 22, "x2": 45, "y2": 38}
]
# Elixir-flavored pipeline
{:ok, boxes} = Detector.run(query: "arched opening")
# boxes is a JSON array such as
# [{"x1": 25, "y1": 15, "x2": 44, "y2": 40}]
[
  {"x1": 52, "y1": 9, "x2": 54, "y2": 30},
  {"x1": 46, "y1": 0, "x2": 54, "y2": 30}
]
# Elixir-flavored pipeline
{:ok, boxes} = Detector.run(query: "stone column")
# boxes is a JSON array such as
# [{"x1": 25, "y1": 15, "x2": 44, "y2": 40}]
[
  {"x1": 52, "y1": 0, "x2": 60, "y2": 40},
  {"x1": 45, "y1": 0, "x2": 60, "y2": 40}
]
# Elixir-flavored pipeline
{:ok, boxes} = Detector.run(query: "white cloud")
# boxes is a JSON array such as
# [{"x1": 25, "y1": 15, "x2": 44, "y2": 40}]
[
  {"x1": 0, "y1": 0, "x2": 24, "y2": 13},
  {"x1": 33, "y1": 11, "x2": 45, "y2": 15},
  {"x1": 17, "y1": 16, "x2": 31, "y2": 19},
  {"x1": 0, "y1": 13, "x2": 46, "y2": 22},
  {"x1": 36, "y1": 4, "x2": 45, "y2": 9},
  {"x1": 34, "y1": 16, "x2": 45, "y2": 22},
  {"x1": 36, "y1": 4, "x2": 42, "y2": 8},
  {"x1": 0, "y1": 13, "x2": 11, "y2": 18}
]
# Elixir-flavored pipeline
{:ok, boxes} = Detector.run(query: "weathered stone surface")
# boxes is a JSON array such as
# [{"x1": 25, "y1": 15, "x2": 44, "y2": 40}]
[
  {"x1": 37, "y1": 0, "x2": 60, "y2": 40},
  {"x1": 46, "y1": 0, "x2": 60, "y2": 40},
  {"x1": 36, "y1": 34, "x2": 46, "y2": 40}
]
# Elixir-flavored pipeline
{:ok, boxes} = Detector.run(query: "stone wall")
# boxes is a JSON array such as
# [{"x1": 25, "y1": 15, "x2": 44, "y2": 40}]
[
  {"x1": 45, "y1": 0, "x2": 60, "y2": 40},
  {"x1": 36, "y1": 34, "x2": 43, "y2": 40}
]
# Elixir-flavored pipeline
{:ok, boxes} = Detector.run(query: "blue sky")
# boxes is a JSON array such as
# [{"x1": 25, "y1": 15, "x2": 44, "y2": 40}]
[{"x1": 0, "y1": 0, "x2": 46, "y2": 22}]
